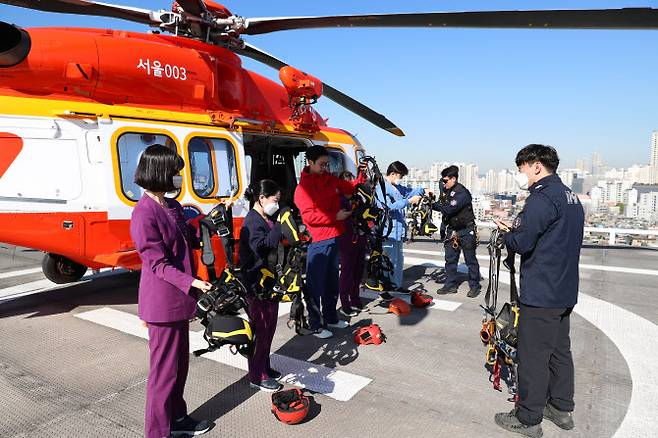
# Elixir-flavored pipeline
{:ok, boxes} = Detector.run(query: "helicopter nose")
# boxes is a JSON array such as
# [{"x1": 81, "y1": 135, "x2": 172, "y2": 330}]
[{"x1": 0, "y1": 22, "x2": 31, "y2": 68}]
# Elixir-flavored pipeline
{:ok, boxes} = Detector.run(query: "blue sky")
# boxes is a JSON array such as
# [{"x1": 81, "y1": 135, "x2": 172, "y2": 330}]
[{"x1": 2, "y1": 0, "x2": 657, "y2": 171}]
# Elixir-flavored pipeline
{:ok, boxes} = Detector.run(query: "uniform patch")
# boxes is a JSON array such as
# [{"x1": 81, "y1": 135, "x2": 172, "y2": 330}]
[
  {"x1": 450, "y1": 191, "x2": 455, "y2": 196},
  {"x1": 513, "y1": 216, "x2": 522, "y2": 229},
  {"x1": 450, "y1": 200, "x2": 457, "y2": 206}
]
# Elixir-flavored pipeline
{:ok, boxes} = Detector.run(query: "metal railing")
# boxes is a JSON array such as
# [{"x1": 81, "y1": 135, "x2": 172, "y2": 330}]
[{"x1": 476, "y1": 222, "x2": 658, "y2": 249}]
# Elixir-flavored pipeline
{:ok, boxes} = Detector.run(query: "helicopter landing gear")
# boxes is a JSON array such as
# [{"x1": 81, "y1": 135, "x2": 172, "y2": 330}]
[{"x1": 42, "y1": 253, "x2": 87, "y2": 284}]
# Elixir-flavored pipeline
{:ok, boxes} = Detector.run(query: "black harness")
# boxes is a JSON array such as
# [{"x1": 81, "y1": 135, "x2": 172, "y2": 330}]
[
  {"x1": 406, "y1": 193, "x2": 439, "y2": 242},
  {"x1": 194, "y1": 203, "x2": 252, "y2": 357},
  {"x1": 481, "y1": 228, "x2": 520, "y2": 400}
]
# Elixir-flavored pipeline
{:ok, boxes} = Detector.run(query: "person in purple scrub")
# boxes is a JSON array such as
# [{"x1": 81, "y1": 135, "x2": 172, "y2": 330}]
[
  {"x1": 238, "y1": 179, "x2": 285, "y2": 392},
  {"x1": 337, "y1": 170, "x2": 367, "y2": 316},
  {"x1": 130, "y1": 144, "x2": 213, "y2": 438}
]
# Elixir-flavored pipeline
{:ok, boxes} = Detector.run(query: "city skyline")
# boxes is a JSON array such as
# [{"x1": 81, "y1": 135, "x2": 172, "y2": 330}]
[{"x1": 2, "y1": 0, "x2": 657, "y2": 170}]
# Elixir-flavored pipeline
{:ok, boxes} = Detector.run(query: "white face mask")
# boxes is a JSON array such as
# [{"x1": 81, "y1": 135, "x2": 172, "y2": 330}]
[
  {"x1": 263, "y1": 201, "x2": 279, "y2": 216},
  {"x1": 514, "y1": 172, "x2": 529, "y2": 190},
  {"x1": 172, "y1": 175, "x2": 183, "y2": 189}
]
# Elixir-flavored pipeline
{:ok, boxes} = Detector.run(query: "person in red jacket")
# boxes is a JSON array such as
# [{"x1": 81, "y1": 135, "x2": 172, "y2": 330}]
[{"x1": 294, "y1": 145, "x2": 363, "y2": 338}]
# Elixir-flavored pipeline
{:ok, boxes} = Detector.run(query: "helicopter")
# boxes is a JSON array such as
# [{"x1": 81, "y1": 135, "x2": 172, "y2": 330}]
[{"x1": 0, "y1": 0, "x2": 657, "y2": 284}]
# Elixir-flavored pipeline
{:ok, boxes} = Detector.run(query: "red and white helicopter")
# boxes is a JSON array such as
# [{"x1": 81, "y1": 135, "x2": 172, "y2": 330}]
[{"x1": 0, "y1": 0, "x2": 656, "y2": 283}]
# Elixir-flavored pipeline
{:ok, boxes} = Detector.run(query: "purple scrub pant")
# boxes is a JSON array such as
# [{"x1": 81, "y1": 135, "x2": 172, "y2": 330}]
[
  {"x1": 245, "y1": 295, "x2": 279, "y2": 384},
  {"x1": 339, "y1": 231, "x2": 367, "y2": 310},
  {"x1": 145, "y1": 320, "x2": 189, "y2": 438}
]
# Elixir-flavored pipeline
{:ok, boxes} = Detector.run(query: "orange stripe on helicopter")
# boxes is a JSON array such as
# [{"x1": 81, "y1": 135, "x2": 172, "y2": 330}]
[{"x1": 0, "y1": 132, "x2": 23, "y2": 178}]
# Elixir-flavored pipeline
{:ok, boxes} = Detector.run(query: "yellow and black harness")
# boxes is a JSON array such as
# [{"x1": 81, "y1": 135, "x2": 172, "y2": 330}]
[{"x1": 407, "y1": 193, "x2": 439, "y2": 242}]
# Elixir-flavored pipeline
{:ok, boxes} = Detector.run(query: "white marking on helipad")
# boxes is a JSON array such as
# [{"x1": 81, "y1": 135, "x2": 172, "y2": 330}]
[
  {"x1": 0, "y1": 267, "x2": 43, "y2": 280},
  {"x1": 359, "y1": 288, "x2": 461, "y2": 311},
  {"x1": 490, "y1": 274, "x2": 658, "y2": 437},
  {"x1": 403, "y1": 249, "x2": 658, "y2": 276},
  {"x1": 0, "y1": 269, "x2": 126, "y2": 304},
  {"x1": 75, "y1": 307, "x2": 371, "y2": 402}
]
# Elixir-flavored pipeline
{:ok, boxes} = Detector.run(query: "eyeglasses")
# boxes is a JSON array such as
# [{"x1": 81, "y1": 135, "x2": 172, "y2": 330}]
[
  {"x1": 441, "y1": 178, "x2": 450, "y2": 183},
  {"x1": 319, "y1": 162, "x2": 331, "y2": 169}
]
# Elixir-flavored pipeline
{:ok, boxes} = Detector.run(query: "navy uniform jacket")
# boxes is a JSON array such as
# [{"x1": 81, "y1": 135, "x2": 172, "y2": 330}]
[
  {"x1": 504, "y1": 174, "x2": 584, "y2": 308},
  {"x1": 238, "y1": 209, "x2": 282, "y2": 291},
  {"x1": 432, "y1": 182, "x2": 475, "y2": 230}
]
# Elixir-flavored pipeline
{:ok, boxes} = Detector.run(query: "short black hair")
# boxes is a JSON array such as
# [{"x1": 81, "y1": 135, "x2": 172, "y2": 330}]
[
  {"x1": 306, "y1": 145, "x2": 329, "y2": 162},
  {"x1": 134, "y1": 144, "x2": 184, "y2": 193},
  {"x1": 441, "y1": 165, "x2": 459, "y2": 180},
  {"x1": 515, "y1": 144, "x2": 560, "y2": 173},
  {"x1": 386, "y1": 161, "x2": 409, "y2": 176},
  {"x1": 244, "y1": 179, "x2": 281, "y2": 203}
]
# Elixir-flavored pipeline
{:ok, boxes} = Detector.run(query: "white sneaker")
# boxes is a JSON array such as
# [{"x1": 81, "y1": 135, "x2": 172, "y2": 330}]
[
  {"x1": 313, "y1": 328, "x2": 333, "y2": 339},
  {"x1": 327, "y1": 320, "x2": 349, "y2": 329}
]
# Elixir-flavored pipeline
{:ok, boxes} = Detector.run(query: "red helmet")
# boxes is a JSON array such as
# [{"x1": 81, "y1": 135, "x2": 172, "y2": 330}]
[
  {"x1": 411, "y1": 291, "x2": 434, "y2": 308},
  {"x1": 271, "y1": 389, "x2": 310, "y2": 425},
  {"x1": 388, "y1": 298, "x2": 411, "y2": 316},
  {"x1": 354, "y1": 324, "x2": 387, "y2": 345}
]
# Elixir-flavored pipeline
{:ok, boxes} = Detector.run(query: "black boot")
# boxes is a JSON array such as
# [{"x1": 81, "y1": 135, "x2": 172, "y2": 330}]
[
  {"x1": 543, "y1": 403, "x2": 575, "y2": 430},
  {"x1": 467, "y1": 285, "x2": 481, "y2": 298},
  {"x1": 494, "y1": 409, "x2": 543, "y2": 438},
  {"x1": 437, "y1": 284, "x2": 458, "y2": 295}
]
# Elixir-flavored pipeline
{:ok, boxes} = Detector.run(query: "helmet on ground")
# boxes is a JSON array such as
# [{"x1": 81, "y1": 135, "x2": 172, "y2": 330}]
[
  {"x1": 388, "y1": 298, "x2": 411, "y2": 316},
  {"x1": 354, "y1": 324, "x2": 386, "y2": 345},
  {"x1": 411, "y1": 291, "x2": 433, "y2": 308},
  {"x1": 271, "y1": 389, "x2": 310, "y2": 425}
]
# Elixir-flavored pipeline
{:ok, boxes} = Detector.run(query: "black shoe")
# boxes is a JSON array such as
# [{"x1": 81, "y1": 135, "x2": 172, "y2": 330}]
[
  {"x1": 171, "y1": 415, "x2": 211, "y2": 436},
  {"x1": 467, "y1": 286, "x2": 482, "y2": 298},
  {"x1": 494, "y1": 410, "x2": 543, "y2": 438},
  {"x1": 437, "y1": 285, "x2": 458, "y2": 295},
  {"x1": 249, "y1": 378, "x2": 283, "y2": 392},
  {"x1": 379, "y1": 292, "x2": 394, "y2": 301},
  {"x1": 340, "y1": 307, "x2": 359, "y2": 317},
  {"x1": 394, "y1": 287, "x2": 411, "y2": 294},
  {"x1": 268, "y1": 368, "x2": 282, "y2": 380},
  {"x1": 543, "y1": 404, "x2": 574, "y2": 430}
]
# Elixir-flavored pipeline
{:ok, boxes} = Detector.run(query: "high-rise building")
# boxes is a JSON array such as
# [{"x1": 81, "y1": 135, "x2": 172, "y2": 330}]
[
  {"x1": 649, "y1": 131, "x2": 658, "y2": 167},
  {"x1": 591, "y1": 152, "x2": 603, "y2": 176}
]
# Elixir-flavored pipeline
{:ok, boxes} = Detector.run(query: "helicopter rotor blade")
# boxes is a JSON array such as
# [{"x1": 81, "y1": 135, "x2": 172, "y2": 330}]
[
  {"x1": 233, "y1": 43, "x2": 404, "y2": 136},
  {"x1": 0, "y1": 0, "x2": 167, "y2": 26},
  {"x1": 242, "y1": 8, "x2": 658, "y2": 35}
]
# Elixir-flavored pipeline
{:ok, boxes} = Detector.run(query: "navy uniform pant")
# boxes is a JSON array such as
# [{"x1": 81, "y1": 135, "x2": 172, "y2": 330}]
[
  {"x1": 305, "y1": 237, "x2": 340, "y2": 330},
  {"x1": 443, "y1": 227, "x2": 480, "y2": 288},
  {"x1": 145, "y1": 320, "x2": 189, "y2": 438},
  {"x1": 516, "y1": 304, "x2": 575, "y2": 426}
]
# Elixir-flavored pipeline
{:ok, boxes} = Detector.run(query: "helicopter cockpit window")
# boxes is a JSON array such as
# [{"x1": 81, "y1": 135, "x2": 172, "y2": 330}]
[
  {"x1": 116, "y1": 132, "x2": 178, "y2": 201},
  {"x1": 190, "y1": 137, "x2": 239, "y2": 198},
  {"x1": 327, "y1": 149, "x2": 346, "y2": 176},
  {"x1": 188, "y1": 138, "x2": 216, "y2": 198}
]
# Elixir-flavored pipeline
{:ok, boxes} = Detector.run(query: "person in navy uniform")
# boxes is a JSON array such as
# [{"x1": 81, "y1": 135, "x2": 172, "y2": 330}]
[
  {"x1": 432, "y1": 165, "x2": 481, "y2": 298},
  {"x1": 494, "y1": 144, "x2": 584, "y2": 437}
]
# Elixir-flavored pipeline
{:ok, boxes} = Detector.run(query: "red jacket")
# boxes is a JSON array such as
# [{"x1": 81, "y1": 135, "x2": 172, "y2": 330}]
[{"x1": 294, "y1": 167, "x2": 362, "y2": 242}]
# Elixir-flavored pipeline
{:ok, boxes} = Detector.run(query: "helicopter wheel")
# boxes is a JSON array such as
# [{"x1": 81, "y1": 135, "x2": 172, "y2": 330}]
[{"x1": 42, "y1": 253, "x2": 88, "y2": 284}]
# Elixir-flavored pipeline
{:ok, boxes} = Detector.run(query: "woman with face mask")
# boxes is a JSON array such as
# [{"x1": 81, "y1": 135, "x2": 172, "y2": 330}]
[
  {"x1": 130, "y1": 144, "x2": 213, "y2": 438},
  {"x1": 238, "y1": 179, "x2": 285, "y2": 392}
]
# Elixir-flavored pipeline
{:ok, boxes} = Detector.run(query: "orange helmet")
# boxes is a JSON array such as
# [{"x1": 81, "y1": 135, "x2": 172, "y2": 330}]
[
  {"x1": 271, "y1": 389, "x2": 310, "y2": 425},
  {"x1": 354, "y1": 324, "x2": 387, "y2": 345},
  {"x1": 411, "y1": 291, "x2": 434, "y2": 308},
  {"x1": 388, "y1": 298, "x2": 411, "y2": 316}
]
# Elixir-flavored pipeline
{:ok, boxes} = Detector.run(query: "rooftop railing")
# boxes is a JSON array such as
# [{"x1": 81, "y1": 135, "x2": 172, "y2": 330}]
[{"x1": 476, "y1": 222, "x2": 658, "y2": 249}]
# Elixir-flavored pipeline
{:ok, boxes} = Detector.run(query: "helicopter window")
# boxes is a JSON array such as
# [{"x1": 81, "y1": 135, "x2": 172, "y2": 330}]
[
  {"x1": 190, "y1": 137, "x2": 238, "y2": 198},
  {"x1": 116, "y1": 132, "x2": 177, "y2": 201},
  {"x1": 187, "y1": 138, "x2": 216, "y2": 198},
  {"x1": 327, "y1": 149, "x2": 346, "y2": 176}
]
